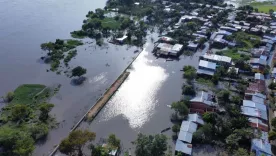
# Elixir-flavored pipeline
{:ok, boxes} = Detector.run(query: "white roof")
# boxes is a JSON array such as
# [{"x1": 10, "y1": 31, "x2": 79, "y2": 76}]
[
  {"x1": 255, "y1": 73, "x2": 265, "y2": 80},
  {"x1": 243, "y1": 100, "x2": 266, "y2": 111},
  {"x1": 197, "y1": 69, "x2": 215, "y2": 76},
  {"x1": 199, "y1": 60, "x2": 216, "y2": 70},
  {"x1": 116, "y1": 35, "x2": 128, "y2": 41},
  {"x1": 171, "y1": 44, "x2": 183, "y2": 52},
  {"x1": 241, "y1": 106, "x2": 268, "y2": 121},
  {"x1": 178, "y1": 131, "x2": 193, "y2": 143},
  {"x1": 157, "y1": 43, "x2": 173, "y2": 52},
  {"x1": 188, "y1": 114, "x2": 204, "y2": 125},
  {"x1": 175, "y1": 140, "x2": 192, "y2": 155},
  {"x1": 190, "y1": 91, "x2": 216, "y2": 106},
  {"x1": 202, "y1": 54, "x2": 232, "y2": 63},
  {"x1": 180, "y1": 121, "x2": 198, "y2": 133},
  {"x1": 272, "y1": 68, "x2": 276, "y2": 74}
]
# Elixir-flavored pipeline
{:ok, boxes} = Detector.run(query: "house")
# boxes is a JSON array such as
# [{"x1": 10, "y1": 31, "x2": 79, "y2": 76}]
[
  {"x1": 248, "y1": 117, "x2": 269, "y2": 132},
  {"x1": 155, "y1": 43, "x2": 183, "y2": 56},
  {"x1": 190, "y1": 91, "x2": 217, "y2": 114},
  {"x1": 246, "y1": 81, "x2": 266, "y2": 94},
  {"x1": 200, "y1": 53, "x2": 232, "y2": 66},
  {"x1": 243, "y1": 100, "x2": 266, "y2": 111},
  {"x1": 217, "y1": 30, "x2": 232, "y2": 36},
  {"x1": 271, "y1": 68, "x2": 276, "y2": 78},
  {"x1": 220, "y1": 26, "x2": 238, "y2": 32},
  {"x1": 244, "y1": 92, "x2": 266, "y2": 105},
  {"x1": 159, "y1": 36, "x2": 174, "y2": 43},
  {"x1": 187, "y1": 114, "x2": 204, "y2": 125},
  {"x1": 241, "y1": 106, "x2": 268, "y2": 121},
  {"x1": 255, "y1": 73, "x2": 265, "y2": 81},
  {"x1": 175, "y1": 140, "x2": 193, "y2": 155},
  {"x1": 197, "y1": 60, "x2": 216, "y2": 76},
  {"x1": 251, "y1": 139, "x2": 272, "y2": 156},
  {"x1": 187, "y1": 41, "x2": 199, "y2": 51},
  {"x1": 192, "y1": 33, "x2": 207, "y2": 39},
  {"x1": 178, "y1": 121, "x2": 198, "y2": 143},
  {"x1": 250, "y1": 58, "x2": 267, "y2": 73}
]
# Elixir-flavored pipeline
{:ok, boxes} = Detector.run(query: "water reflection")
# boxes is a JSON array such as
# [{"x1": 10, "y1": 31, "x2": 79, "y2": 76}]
[{"x1": 100, "y1": 44, "x2": 169, "y2": 128}]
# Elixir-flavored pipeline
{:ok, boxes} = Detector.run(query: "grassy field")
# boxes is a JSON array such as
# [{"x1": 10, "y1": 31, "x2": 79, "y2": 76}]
[
  {"x1": 101, "y1": 17, "x2": 121, "y2": 30},
  {"x1": 251, "y1": 2, "x2": 276, "y2": 13},
  {"x1": 11, "y1": 84, "x2": 48, "y2": 105}
]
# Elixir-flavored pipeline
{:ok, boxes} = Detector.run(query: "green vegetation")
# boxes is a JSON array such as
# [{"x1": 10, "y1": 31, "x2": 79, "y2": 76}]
[
  {"x1": 216, "y1": 49, "x2": 251, "y2": 62},
  {"x1": 60, "y1": 130, "x2": 96, "y2": 156},
  {"x1": 40, "y1": 39, "x2": 83, "y2": 72},
  {"x1": 182, "y1": 85, "x2": 196, "y2": 96},
  {"x1": 250, "y1": 2, "x2": 276, "y2": 13},
  {"x1": 133, "y1": 133, "x2": 168, "y2": 156},
  {"x1": 196, "y1": 77, "x2": 214, "y2": 87},
  {"x1": 171, "y1": 100, "x2": 189, "y2": 121},
  {"x1": 101, "y1": 17, "x2": 121, "y2": 30},
  {"x1": 0, "y1": 84, "x2": 57, "y2": 156},
  {"x1": 183, "y1": 66, "x2": 196, "y2": 82}
]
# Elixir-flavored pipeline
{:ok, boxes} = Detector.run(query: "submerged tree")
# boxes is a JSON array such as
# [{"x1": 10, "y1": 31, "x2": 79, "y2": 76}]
[
  {"x1": 39, "y1": 103, "x2": 54, "y2": 121},
  {"x1": 59, "y1": 130, "x2": 96, "y2": 156}
]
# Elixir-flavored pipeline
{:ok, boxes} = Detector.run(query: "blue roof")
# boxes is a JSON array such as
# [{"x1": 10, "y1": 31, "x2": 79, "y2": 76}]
[
  {"x1": 243, "y1": 100, "x2": 266, "y2": 111},
  {"x1": 251, "y1": 139, "x2": 272, "y2": 156},
  {"x1": 175, "y1": 139, "x2": 192, "y2": 155}
]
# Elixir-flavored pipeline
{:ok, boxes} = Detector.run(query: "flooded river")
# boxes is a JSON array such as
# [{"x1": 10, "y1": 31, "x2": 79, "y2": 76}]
[{"x1": 0, "y1": 0, "x2": 266, "y2": 155}]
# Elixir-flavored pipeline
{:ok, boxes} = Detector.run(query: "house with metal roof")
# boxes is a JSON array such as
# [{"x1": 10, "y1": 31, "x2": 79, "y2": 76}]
[
  {"x1": 190, "y1": 91, "x2": 217, "y2": 114},
  {"x1": 197, "y1": 60, "x2": 216, "y2": 76},
  {"x1": 187, "y1": 41, "x2": 199, "y2": 51},
  {"x1": 220, "y1": 26, "x2": 238, "y2": 32},
  {"x1": 187, "y1": 114, "x2": 204, "y2": 125},
  {"x1": 246, "y1": 81, "x2": 266, "y2": 94},
  {"x1": 255, "y1": 73, "x2": 265, "y2": 81},
  {"x1": 241, "y1": 106, "x2": 268, "y2": 121},
  {"x1": 249, "y1": 117, "x2": 269, "y2": 132},
  {"x1": 243, "y1": 100, "x2": 266, "y2": 111},
  {"x1": 155, "y1": 43, "x2": 183, "y2": 56},
  {"x1": 251, "y1": 139, "x2": 272, "y2": 156},
  {"x1": 271, "y1": 68, "x2": 276, "y2": 78},
  {"x1": 178, "y1": 121, "x2": 198, "y2": 143},
  {"x1": 175, "y1": 139, "x2": 192, "y2": 155},
  {"x1": 200, "y1": 53, "x2": 232, "y2": 65}
]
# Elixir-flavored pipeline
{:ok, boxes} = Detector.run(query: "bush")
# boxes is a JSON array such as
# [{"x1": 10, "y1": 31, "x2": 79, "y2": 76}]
[
  {"x1": 182, "y1": 85, "x2": 196, "y2": 96},
  {"x1": 172, "y1": 124, "x2": 180, "y2": 133},
  {"x1": 4, "y1": 92, "x2": 14, "y2": 102},
  {"x1": 183, "y1": 66, "x2": 196, "y2": 80}
]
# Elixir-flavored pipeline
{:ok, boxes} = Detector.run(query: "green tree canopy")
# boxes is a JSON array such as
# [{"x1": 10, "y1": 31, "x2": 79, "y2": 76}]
[
  {"x1": 134, "y1": 133, "x2": 168, "y2": 156},
  {"x1": 71, "y1": 66, "x2": 87, "y2": 77},
  {"x1": 171, "y1": 101, "x2": 189, "y2": 117},
  {"x1": 11, "y1": 104, "x2": 31, "y2": 121},
  {"x1": 59, "y1": 130, "x2": 96, "y2": 156},
  {"x1": 108, "y1": 134, "x2": 121, "y2": 148},
  {"x1": 39, "y1": 103, "x2": 54, "y2": 121}
]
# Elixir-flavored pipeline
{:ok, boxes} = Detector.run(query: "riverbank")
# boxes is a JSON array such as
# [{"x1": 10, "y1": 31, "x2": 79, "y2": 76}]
[{"x1": 86, "y1": 71, "x2": 130, "y2": 119}]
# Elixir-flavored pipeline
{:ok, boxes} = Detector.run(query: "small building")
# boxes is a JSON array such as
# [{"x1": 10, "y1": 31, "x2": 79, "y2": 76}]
[
  {"x1": 250, "y1": 58, "x2": 267, "y2": 73},
  {"x1": 155, "y1": 43, "x2": 183, "y2": 56},
  {"x1": 159, "y1": 36, "x2": 174, "y2": 43},
  {"x1": 200, "y1": 53, "x2": 232, "y2": 66},
  {"x1": 175, "y1": 139, "x2": 192, "y2": 155},
  {"x1": 243, "y1": 100, "x2": 266, "y2": 111},
  {"x1": 187, "y1": 114, "x2": 204, "y2": 125},
  {"x1": 190, "y1": 91, "x2": 217, "y2": 114},
  {"x1": 246, "y1": 81, "x2": 266, "y2": 94},
  {"x1": 271, "y1": 68, "x2": 276, "y2": 78},
  {"x1": 187, "y1": 41, "x2": 199, "y2": 51},
  {"x1": 245, "y1": 92, "x2": 266, "y2": 105},
  {"x1": 241, "y1": 106, "x2": 268, "y2": 121},
  {"x1": 197, "y1": 60, "x2": 217, "y2": 76},
  {"x1": 220, "y1": 26, "x2": 238, "y2": 32},
  {"x1": 255, "y1": 73, "x2": 265, "y2": 81},
  {"x1": 251, "y1": 139, "x2": 272, "y2": 156},
  {"x1": 192, "y1": 33, "x2": 207, "y2": 39},
  {"x1": 249, "y1": 117, "x2": 269, "y2": 132},
  {"x1": 178, "y1": 121, "x2": 198, "y2": 143},
  {"x1": 217, "y1": 30, "x2": 232, "y2": 36}
]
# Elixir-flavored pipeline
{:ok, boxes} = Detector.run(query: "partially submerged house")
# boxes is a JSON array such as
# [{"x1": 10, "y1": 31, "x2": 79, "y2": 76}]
[
  {"x1": 175, "y1": 140, "x2": 193, "y2": 155},
  {"x1": 197, "y1": 60, "x2": 216, "y2": 76},
  {"x1": 155, "y1": 43, "x2": 183, "y2": 56},
  {"x1": 190, "y1": 91, "x2": 217, "y2": 114},
  {"x1": 200, "y1": 53, "x2": 232, "y2": 66},
  {"x1": 178, "y1": 121, "x2": 198, "y2": 143},
  {"x1": 251, "y1": 139, "x2": 273, "y2": 156}
]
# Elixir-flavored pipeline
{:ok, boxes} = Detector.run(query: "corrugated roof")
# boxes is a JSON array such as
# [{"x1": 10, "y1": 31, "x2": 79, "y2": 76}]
[
  {"x1": 190, "y1": 91, "x2": 216, "y2": 106},
  {"x1": 249, "y1": 117, "x2": 268, "y2": 127},
  {"x1": 255, "y1": 73, "x2": 265, "y2": 80},
  {"x1": 241, "y1": 106, "x2": 268, "y2": 121},
  {"x1": 250, "y1": 58, "x2": 267, "y2": 66},
  {"x1": 217, "y1": 30, "x2": 232, "y2": 35},
  {"x1": 178, "y1": 130, "x2": 193, "y2": 143},
  {"x1": 196, "y1": 68, "x2": 215, "y2": 76},
  {"x1": 243, "y1": 100, "x2": 266, "y2": 111},
  {"x1": 251, "y1": 139, "x2": 272, "y2": 156},
  {"x1": 199, "y1": 60, "x2": 216, "y2": 70},
  {"x1": 180, "y1": 121, "x2": 198, "y2": 133},
  {"x1": 175, "y1": 139, "x2": 192, "y2": 155},
  {"x1": 272, "y1": 68, "x2": 276, "y2": 74},
  {"x1": 188, "y1": 114, "x2": 204, "y2": 125},
  {"x1": 245, "y1": 92, "x2": 266, "y2": 99},
  {"x1": 172, "y1": 44, "x2": 183, "y2": 52},
  {"x1": 202, "y1": 54, "x2": 232, "y2": 63}
]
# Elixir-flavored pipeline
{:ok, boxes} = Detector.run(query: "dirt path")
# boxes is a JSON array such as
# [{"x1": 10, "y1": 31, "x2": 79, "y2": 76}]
[{"x1": 87, "y1": 72, "x2": 130, "y2": 118}]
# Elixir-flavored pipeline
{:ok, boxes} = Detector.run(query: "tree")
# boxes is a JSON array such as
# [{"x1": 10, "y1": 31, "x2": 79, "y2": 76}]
[
  {"x1": 171, "y1": 101, "x2": 189, "y2": 117},
  {"x1": 183, "y1": 66, "x2": 196, "y2": 81},
  {"x1": 59, "y1": 130, "x2": 96, "y2": 156},
  {"x1": 233, "y1": 148, "x2": 250, "y2": 156},
  {"x1": 182, "y1": 85, "x2": 196, "y2": 96},
  {"x1": 172, "y1": 124, "x2": 180, "y2": 133},
  {"x1": 11, "y1": 104, "x2": 31, "y2": 121},
  {"x1": 28, "y1": 123, "x2": 49, "y2": 140},
  {"x1": 90, "y1": 145, "x2": 108, "y2": 156},
  {"x1": 134, "y1": 133, "x2": 167, "y2": 156},
  {"x1": 4, "y1": 92, "x2": 14, "y2": 102},
  {"x1": 71, "y1": 66, "x2": 87, "y2": 78},
  {"x1": 269, "y1": 131, "x2": 276, "y2": 140},
  {"x1": 39, "y1": 103, "x2": 54, "y2": 121},
  {"x1": 272, "y1": 118, "x2": 276, "y2": 129},
  {"x1": 108, "y1": 134, "x2": 121, "y2": 148},
  {"x1": 217, "y1": 90, "x2": 230, "y2": 104},
  {"x1": 13, "y1": 134, "x2": 35, "y2": 156}
]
